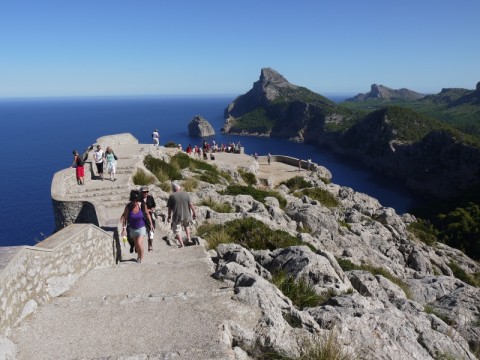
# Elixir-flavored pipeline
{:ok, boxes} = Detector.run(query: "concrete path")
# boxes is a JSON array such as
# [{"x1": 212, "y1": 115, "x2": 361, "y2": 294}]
[{"x1": 10, "y1": 237, "x2": 259, "y2": 359}]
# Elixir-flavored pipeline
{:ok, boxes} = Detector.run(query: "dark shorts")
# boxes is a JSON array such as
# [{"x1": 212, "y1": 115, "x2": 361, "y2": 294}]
[
  {"x1": 76, "y1": 166, "x2": 84, "y2": 178},
  {"x1": 95, "y1": 162, "x2": 104, "y2": 174}
]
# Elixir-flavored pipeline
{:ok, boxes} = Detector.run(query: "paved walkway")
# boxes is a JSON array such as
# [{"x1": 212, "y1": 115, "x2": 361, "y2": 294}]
[{"x1": 10, "y1": 238, "x2": 259, "y2": 359}]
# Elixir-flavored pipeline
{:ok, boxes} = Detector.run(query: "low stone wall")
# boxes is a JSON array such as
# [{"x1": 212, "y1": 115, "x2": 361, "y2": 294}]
[
  {"x1": 51, "y1": 166, "x2": 99, "y2": 231},
  {"x1": 0, "y1": 224, "x2": 115, "y2": 338},
  {"x1": 270, "y1": 155, "x2": 312, "y2": 170}
]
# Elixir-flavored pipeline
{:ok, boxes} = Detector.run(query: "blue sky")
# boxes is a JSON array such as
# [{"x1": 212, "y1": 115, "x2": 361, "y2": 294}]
[{"x1": 0, "y1": 0, "x2": 479, "y2": 98}]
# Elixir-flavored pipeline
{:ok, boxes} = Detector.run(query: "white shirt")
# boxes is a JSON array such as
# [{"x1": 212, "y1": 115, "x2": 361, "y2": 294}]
[{"x1": 94, "y1": 149, "x2": 104, "y2": 163}]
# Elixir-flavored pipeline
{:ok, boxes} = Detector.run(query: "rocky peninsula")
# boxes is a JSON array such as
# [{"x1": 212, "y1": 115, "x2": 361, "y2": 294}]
[{"x1": 0, "y1": 134, "x2": 479, "y2": 359}]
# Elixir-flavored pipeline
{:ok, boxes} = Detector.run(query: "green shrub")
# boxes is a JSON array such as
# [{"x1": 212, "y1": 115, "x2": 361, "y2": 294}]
[
  {"x1": 164, "y1": 141, "x2": 178, "y2": 148},
  {"x1": 408, "y1": 220, "x2": 437, "y2": 246},
  {"x1": 182, "y1": 178, "x2": 198, "y2": 192},
  {"x1": 238, "y1": 168, "x2": 257, "y2": 186},
  {"x1": 196, "y1": 217, "x2": 303, "y2": 250},
  {"x1": 448, "y1": 261, "x2": 480, "y2": 287},
  {"x1": 272, "y1": 270, "x2": 329, "y2": 309},
  {"x1": 424, "y1": 305, "x2": 455, "y2": 326},
  {"x1": 299, "y1": 330, "x2": 359, "y2": 360},
  {"x1": 293, "y1": 188, "x2": 339, "y2": 208},
  {"x1": 144, "y1": 154, "x2": 182, "y2": 181},
  {"x1": 221, "y1": 185, "x2": 287, "y2": 209},
  {"x1": 132, "y1": 168, "x2": 156, "y2": 186},
  {"x1": 281, "y1": 176, "x2": 312, "y2": 191},
  {"x1": 338, "y1": 221, "x2": 352, "y2": 231},
  {"x1": 199, "y1": 197, "x2": 233, "y2": 213},
  {"x1": 169, "y1": 152, "x2": 229, "y2": 185}
]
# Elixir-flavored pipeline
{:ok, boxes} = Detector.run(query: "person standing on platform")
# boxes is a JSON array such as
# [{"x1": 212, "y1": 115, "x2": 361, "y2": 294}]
[
  {"x1": 71, "y1": 150, "x2": 85, "y2": 185},
  {"x1": 105, "y1": 146, "x2": 117, "y2": 181},
  {"x1": 93, "y1": 145, "x2": 105, "y2": 180},
  {"x1": 267, "y1": 153, "x2": 271, "y2": 165},
  {"x1": 152, "y1": 129, "x2": 159, "y2": 146}
]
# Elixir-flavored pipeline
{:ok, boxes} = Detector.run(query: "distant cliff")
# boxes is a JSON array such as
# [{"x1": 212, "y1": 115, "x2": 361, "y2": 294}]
[{"x1": 223, "y1": 69, "x2": 480, "y2": 199}]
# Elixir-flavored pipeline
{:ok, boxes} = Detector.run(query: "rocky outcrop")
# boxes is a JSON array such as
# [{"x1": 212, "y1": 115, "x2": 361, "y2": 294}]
[
  {"x1": 188, "y1": 115, "x2": 215, "y2": 137},
  {"x1": 194, "y1": 161, "x2": 480, "y2": 359},
  {"x1": 346, "y1": 84, "x2": 426, "y2": 101}
]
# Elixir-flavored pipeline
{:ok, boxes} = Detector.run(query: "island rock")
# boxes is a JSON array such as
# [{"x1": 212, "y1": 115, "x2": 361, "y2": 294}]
[{"x1": 188, "y1": 115, "x2": 215, "y2": 137}]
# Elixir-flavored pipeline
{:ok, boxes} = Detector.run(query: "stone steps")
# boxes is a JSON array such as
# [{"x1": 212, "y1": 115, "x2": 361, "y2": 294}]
[{"x1": 10, "y1": 244, "x2": 258, "y2": 359}]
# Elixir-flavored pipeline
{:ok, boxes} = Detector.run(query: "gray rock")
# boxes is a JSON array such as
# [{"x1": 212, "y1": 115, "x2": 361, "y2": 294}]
[{"x1": 188, "y1": 115, "x2": 215, "y2": 137}]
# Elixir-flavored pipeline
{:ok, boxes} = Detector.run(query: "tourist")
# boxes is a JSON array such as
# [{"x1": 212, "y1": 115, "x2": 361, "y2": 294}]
[
  {"x1": 152, "y1": 129, "x2": 159, "y2": 146},
  {"x1": 267, "y1": 153, "x2": 271, "y2": 165},
  {"x1": 167, "y1": 181, "x2": 197, "y2": 248},
  {"x1": 93, "y1": 145, "x2": 105, "y2": 181},
  {"x1": 140, "y1": 185, "x2": 156, "y2": 252},
  {"x1": 298, "y1": 158, "x2": 302, "y2": 171},
  {"x1": 120, "y1": 189, "x2": 154, "y2": 263},
  {"x1": 105, "y1": 146, "x2": 117, "y2": 181},
  {"x1": 71, "y1": 150, "x2": 85, "y2": 185},
  {"x1": 307, "y1": 158, "x2": 312, "y2": 171}
]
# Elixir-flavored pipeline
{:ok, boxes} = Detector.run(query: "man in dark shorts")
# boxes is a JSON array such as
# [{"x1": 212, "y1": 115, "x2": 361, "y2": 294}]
[
  {"x1": 167, "y1": 181, "x2": 197, "y2": 248},
  {"x1": 93, "y1": 145, "x2": 104, "y2": 180}
]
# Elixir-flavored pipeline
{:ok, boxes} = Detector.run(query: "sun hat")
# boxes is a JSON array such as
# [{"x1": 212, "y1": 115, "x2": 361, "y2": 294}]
[{"x1": 140, "y1": 185, "x2": 150, "y2": 192}]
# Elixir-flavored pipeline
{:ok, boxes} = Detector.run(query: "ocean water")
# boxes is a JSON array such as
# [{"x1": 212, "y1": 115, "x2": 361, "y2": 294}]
[{"x1": 0, "y1": 95, "x2": 419, "y2": 246}]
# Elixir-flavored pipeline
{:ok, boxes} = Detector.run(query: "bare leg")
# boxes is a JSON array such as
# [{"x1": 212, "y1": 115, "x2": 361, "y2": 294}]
[
  {"x1": 176, "y1": 232, "x2": 184, "y2": 247},
  {"x1": 185, "y1": 226, "x2": 192, "y2": 245},
  {"x1": 134, "y1": 235, "x2": 145, "y2": 262}
]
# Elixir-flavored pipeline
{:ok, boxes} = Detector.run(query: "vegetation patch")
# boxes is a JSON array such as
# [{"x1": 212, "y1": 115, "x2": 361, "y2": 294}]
[
  {"x1": 407, "y1": 220, "x2": 438, "y2": 246},
  {"x1": 182, "y1": 178, "x2": 198, "y2": 192},
  {"x1": 221, "y1": 185, "x2": 287, "y2": 209},
  {"x1": 336, "y1": 258, "x2": 412, "y2": 299},
  {"x1": 293, "y1": 188, "x2": 339, "y2": 208},
  {"x1": 238, "y1": 168, "x2": 257, "y2": 186},
  {"x1": 424, "y1": 305, "x2": 455, "y2": 326},
  {"x1": 281, "y1": 176, "x2": 312, "y2": 191},
  {"x1": 132, "y1": 168, "x2": 156, "y2": 186},
  {"x1": 448, "y1": 261, "x2": 480, "y2": 288},
  {"x1": 272, "y1": 270, "x2": 331, "y2": 309},
  {"x1": 196, "y1": 217, "x2": 304, "y2": 250},
  {"x1": 199, "y1": 197, "x2": 233, "y2": 213},
  {"x1": 144, "y1": 154, "x2": 182, "y2": 181}
]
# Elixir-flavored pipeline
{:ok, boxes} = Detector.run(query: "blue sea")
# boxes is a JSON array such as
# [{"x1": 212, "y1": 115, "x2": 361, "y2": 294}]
[{"x1": 0, "y1": 95, "x2": 421, "y2": 246}]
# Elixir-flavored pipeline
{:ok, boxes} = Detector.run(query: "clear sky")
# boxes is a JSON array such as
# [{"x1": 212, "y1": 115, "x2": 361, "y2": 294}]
[{"x1": 0, "y1": 0, "x2": 479, "y2": 98}]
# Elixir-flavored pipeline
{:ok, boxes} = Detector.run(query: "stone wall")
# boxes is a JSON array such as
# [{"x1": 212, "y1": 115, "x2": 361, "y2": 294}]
[
  {"x1": 51, "y1": 164, "x2": 99, "y2": 232},
  {"x1": 0, "y1": 224, "x2": 115, "y2": 338}
]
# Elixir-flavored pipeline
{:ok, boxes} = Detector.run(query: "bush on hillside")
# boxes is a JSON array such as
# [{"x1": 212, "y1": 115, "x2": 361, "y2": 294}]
[
  {"x1": 196, "y1": 217, "x2": 303, "y2": 250},
  {"x1": 293, "y1": 188, "x2": 339, "y2": 208},
  {"x1": 221, "y1": 185, "x2": 287, "y2": 209}
]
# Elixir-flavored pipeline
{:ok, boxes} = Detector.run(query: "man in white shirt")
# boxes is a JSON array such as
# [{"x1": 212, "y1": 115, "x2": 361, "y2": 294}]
[
  {"x1": 93, "y1": 145, "x2": 105, "y2": 180},
  {"x1": 152, "y1": 129, "x2": 159, "y2": 146}
]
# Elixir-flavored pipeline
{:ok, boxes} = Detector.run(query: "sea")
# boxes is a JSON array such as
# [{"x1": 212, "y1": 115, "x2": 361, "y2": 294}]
[{"x1": 0, "y1": 95, "x2": 421, "y2": 247}]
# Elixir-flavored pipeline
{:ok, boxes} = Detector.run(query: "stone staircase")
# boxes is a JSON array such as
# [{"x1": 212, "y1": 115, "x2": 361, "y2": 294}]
[{"x1": 10, "y1": 239, "x2": 259, "y2": 359}]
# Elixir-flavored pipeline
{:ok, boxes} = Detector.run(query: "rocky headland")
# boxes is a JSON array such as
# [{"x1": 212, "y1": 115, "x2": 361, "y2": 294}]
[
  {"x1": 1, "y1": 134, "x2": 479, "y2": 359},
  {"x1": 222, "y1": 68, "x2": 480, "y2": 199}
]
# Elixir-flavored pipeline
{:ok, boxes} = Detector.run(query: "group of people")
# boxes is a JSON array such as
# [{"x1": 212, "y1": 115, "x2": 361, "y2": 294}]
[
  {"x1": 71, "y1": 145, "x2": 118, "y2": 185},
  {"x1": 120, "y1": 181, "x2": 196, "y2": 263}
]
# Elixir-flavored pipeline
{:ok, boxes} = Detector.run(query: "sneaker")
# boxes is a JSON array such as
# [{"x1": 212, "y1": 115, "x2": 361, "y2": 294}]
[{"x1": 136, "y1": 258, "x2": 141, "y2": 264}]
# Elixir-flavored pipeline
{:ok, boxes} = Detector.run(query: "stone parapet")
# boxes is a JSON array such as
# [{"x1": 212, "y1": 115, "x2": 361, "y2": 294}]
[
  {"x1": 0, "y1": 224, "x2": 114, "y2": 338},
  {"x1": 51, "y1": 167, "x2": 99, "y2": 231}
]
